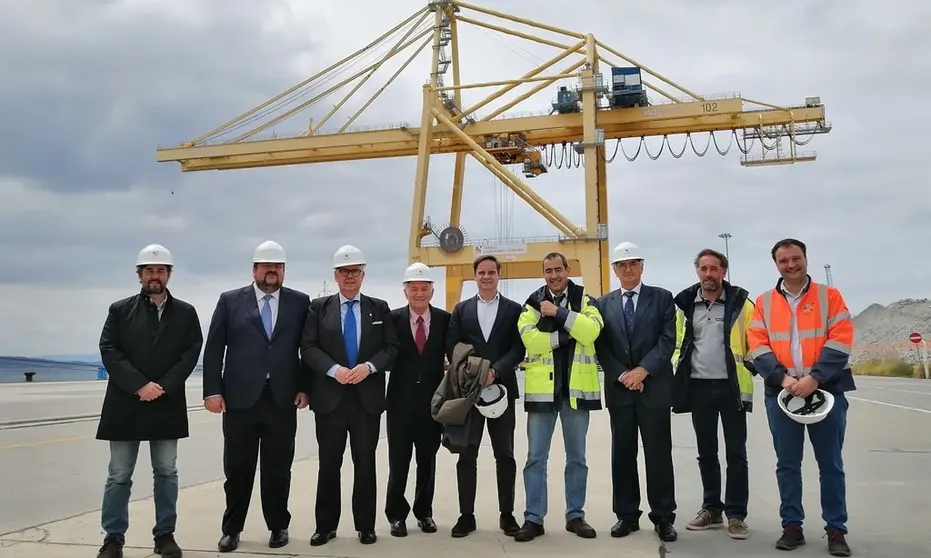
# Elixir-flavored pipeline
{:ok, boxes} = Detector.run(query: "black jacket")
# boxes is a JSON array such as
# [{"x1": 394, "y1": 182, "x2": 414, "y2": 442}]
[
  {"x1": 96, "y1": 290, "x2": 203, "y2": 441},
  {"x1": 672, "y1": 281, "x2": 755, "y2": 413}
]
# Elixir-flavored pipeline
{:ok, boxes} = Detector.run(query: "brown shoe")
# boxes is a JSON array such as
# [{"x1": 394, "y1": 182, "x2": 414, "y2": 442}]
[
  {"x1": 727, "y1": 518, "x2": 749, "y2": 539},
  {"x1": 685, "y1": 509, "x2": 723, "y2": 531}
]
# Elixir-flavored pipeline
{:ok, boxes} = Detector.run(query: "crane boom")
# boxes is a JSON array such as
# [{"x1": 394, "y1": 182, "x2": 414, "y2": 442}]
[{"x1": 155, "y1": 0, "x2": 832, "y2": 309}]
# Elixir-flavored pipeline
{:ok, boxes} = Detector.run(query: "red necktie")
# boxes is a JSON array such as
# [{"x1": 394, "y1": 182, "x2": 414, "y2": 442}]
[{"x1": 415, "y1": 316, "x2": 427, "y2": 353}]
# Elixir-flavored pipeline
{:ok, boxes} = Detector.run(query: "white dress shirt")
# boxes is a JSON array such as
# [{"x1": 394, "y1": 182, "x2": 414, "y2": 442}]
[
  {"x1": 254, "y1": 283, "x2": 280, "y2": 331},
  {"x1": 476, "y1": 292, "x2": 500, "y2": 342},
  {"x1": 619, "y1": 282, "x2": 642, "y2": 311},
  {"x1": 326, "y1": 292, "x2": 377, "y2": 377}
]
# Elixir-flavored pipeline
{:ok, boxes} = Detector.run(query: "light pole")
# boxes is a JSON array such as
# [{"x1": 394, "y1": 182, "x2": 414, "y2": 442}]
[{"x1": 718, "y1": 232, "x2": 732, "y2": 282}]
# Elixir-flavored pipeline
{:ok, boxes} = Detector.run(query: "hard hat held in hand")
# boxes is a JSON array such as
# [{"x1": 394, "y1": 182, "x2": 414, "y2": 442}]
[
  {"x1": 333, "y1": 245, "x2": 366, "y2": 268},
  {"x1": 777, "y1": 388, "x2": 835, "y2": 424},
  {"x1": 137, "y1": 244, "x2": 173, "y2": 267},
  {"x1": 475, "y1": 384, "x2": 508, "y2": 418},
  {"x1": 253, "y1": 240, "x2": 287, "y2": 263},
  {"x1": 611, "y1": 241, "x2": 644, "y2": 264},
  {"x1": 403, "y1": 262, "x2": 433, "y2": 283}
]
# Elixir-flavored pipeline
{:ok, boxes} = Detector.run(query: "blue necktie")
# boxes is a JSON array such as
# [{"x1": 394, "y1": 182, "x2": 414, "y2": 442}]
[
  {"x1": 261, "y1": 294, "x2": 273, "y2": 338},
  {"x1": 343, "y1": 300, "x2": 358, "y2": 367},
  {"x1": 623, "y1": 291, "x2": 636, "y2": 336}
]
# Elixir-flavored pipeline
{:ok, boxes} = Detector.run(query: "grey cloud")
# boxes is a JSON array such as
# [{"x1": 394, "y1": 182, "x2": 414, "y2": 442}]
[{"x1": 2, "y1": 0, "x2": 929, "y2": 355}]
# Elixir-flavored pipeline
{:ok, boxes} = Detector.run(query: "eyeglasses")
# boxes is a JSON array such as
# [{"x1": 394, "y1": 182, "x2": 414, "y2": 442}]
[{"x1": 337, "y1": 268, "x2": 363, "y2": 277}]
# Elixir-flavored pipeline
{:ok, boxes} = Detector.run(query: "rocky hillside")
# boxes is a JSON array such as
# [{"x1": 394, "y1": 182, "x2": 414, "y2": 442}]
[{"x1": 851, "y1": 298, "x2": 931, "y2": 364}]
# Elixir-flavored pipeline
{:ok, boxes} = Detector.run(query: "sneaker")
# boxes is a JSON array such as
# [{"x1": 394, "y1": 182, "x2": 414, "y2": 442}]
[
  {"x1": 154, "y1": 533, "x2": 183, "y2": 558},
  {"x1": 727, "y1": 518, "x2": 749, "y2": 539},
  {"x1": 775, "y1": 524, "x2": 805, "y2": 550},
  {"x1": 685, "y1": 509, "x2": 723, "y2": 530},
  {"x1": 96, "y1": 539, "x2": 123, "y2": 558},
  {"x1": 826, "y1": 530, "x2": 851, "y2": 556}
]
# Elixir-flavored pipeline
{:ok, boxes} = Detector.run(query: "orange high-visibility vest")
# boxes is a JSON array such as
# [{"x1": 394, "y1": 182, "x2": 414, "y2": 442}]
[{"x1": 747, "y1": 281, "x2": 853, "y2": 376}]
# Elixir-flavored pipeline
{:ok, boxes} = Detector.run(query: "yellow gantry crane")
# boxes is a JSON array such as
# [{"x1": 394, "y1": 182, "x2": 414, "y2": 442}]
[{"x1": 156, "y1": 0, "x2": 831, "y2": 309}]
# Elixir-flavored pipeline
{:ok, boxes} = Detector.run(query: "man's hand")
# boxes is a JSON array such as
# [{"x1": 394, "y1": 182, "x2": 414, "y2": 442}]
[
  {"x1": 790, "y1": 375, "x2": 819, "y2": 398},
  {"x1": 484, "y1": 369, "x2": 496, "y2": 386},
  {"x1": 621, "y1": 367, "x2": 647, "y2": 390},
  {"x1": 334, "y1": 367, "x2": 352, "y2": 384},
  {"x1": 540, "y1": 300, "x2": 558, "y2": 317},
  {"x1": 137, "y1": 382, "x2": 164, "y2": 402},
  {"x1": 781, "y1": 375, "x2": 799, "y2": 390},
  {"x1": 204, "y1": 396, "x2": 225, "y2": 413},
  {"x1": 294, "y1": 392, "x2": 309, "y2": 409},
  {"x1": 347, "y1": 364, "x2": 371, "y2": 384}
]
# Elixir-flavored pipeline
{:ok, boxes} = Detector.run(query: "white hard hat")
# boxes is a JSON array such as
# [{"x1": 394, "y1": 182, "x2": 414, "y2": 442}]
[
  {"x1": 136, "y1": 244, "x2": 173, "y2": 267},
  {"x1": 403, "y1": 262, "x2": 434, "y2": 283},
  {"x1": 333, "y1": 244, "x2": 366, "y2": 268},
  {"x1": 611, "y1": 241, "x2": 645, "y2": 264},
  {"x1": 252, "y1": 240, "x2": 287, "y2": 263},
  {"x1": 475, "y1": 384, "x2": 509, "y2": 418},
  {"x1": 777, "y1": 388, "x2": 834, "y2": 424}
]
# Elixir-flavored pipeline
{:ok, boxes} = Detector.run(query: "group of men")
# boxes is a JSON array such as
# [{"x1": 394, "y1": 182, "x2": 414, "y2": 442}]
[{"x1": 93, "y1": 236, "x2": 855, "y2": 558}]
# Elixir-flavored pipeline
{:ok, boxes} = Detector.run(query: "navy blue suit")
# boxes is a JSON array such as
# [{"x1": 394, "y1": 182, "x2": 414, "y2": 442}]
[{"x1": 202, "y1": 284, "x2": 311, "y2": 536}]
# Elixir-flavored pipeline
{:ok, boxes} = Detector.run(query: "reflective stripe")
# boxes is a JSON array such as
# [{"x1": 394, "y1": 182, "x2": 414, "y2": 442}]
[
  {"x1": 824, "y1": 339, "x2": 851, "y2": 354},
  {"x1": 749, "y1": 346, "x2": 772, "y2": 359},
  {"x1": 549, "y1": 331, "x2": 560, "y2": 349},
  {"x1": 524, "y1": 393, "x2": 555, "y2": 402},
  {"x1": 827, "y1": 312, "x2": 850, "y2": 327},
  {"x1": 568, "y1": 389, "x2": 600, "y2": 401},
  {"x1": 564, "y1": 310, "x2": 578, "y2": 331}
]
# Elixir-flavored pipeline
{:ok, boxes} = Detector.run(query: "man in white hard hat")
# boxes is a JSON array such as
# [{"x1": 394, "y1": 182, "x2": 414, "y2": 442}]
[
  {"x1": 747, "y1": 238, "x2": 855, "y2": 556},
  {"x1": 593, "y1": 241, "x2": 679, "y2": 542},
  {"x1": 445, "y1": 254, "x2": 526, "y2": 539},
  {"x1": 202, "y1": 240, "x2": 311, "y2": 553},
  {"x1": 383, "y1": 262, "x2": 450, "y2": 537},
  {"x1": 300, "y1": 244, "x2": 399, "y2": 546},
  {"x1": 95, "y1": 244, "x2": 203, "y2": 558}
]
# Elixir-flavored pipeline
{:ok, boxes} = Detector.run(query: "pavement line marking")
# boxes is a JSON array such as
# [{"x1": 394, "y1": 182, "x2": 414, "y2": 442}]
[
  {"x1": 0, "y1": 417, "x2": 218, "y2": 451},
  {"x1": 858, "y1": 385, "x2": 931, "y2": 396},
  {"x1": 849, "y1": 396, "x2": 931, "y2": 414}
]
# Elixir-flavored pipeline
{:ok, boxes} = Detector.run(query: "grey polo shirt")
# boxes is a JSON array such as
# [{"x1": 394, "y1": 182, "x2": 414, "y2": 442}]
[{"x1": 690, "y1": 290, "x2": 729, "y2": 380}]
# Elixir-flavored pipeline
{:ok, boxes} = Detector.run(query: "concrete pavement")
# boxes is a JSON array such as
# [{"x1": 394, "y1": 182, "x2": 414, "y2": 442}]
[{"x1": 1, "y1": 376, "x2": 930, "y2": 557}]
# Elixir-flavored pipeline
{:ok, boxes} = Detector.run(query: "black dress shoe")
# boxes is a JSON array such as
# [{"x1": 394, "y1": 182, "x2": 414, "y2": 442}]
[
  {"x1": 217, "y1": 533, "x2": 240, "y2": 552},
  {"x1": 269, "y1": 529, "x2": 288, "y2": 548},
  {"x1": 655, "y1": 523, "x2": 678, "y2": 542},
  {"x1": 309, "y1": 530, "x2": 336, "y2": 546},
  {"x1": 358, "y1": 529, "x2": 377, "y2": 544},
  {"x1": 500, "y1": 513, "x2": 520, "y2": 536},
  {"x1": 610, "y1": 520, "x2": 640, "y2": 538},
  {"x1": 451, "y1": 515, "x2": 476, "y2": 538},
  {"x1": 417, "y1": 517, "x2": 437, "y2": 533},
  {"x1": 390, "y1": 520, "x2": 407, "y2": 537}
]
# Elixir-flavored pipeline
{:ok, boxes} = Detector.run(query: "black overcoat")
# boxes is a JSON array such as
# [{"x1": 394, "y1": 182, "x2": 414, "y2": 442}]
[{"x1": 96, "y1": 289, "x2": 203, "y2": 441}]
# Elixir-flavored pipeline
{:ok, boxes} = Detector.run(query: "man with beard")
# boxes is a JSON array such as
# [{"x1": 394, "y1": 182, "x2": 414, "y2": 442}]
[
  {"x1": 671, "y1": 248, "x2": 755, "y2": 540},
  {"x1": 202, "y1": 240, "x2": 311, "y2": 553},
  {"x1": 300, "y1": 244, "x2": 399, "y2": 546},
  {"x1": 95, "y1": 244, "x2": 203, "y2": 558}
]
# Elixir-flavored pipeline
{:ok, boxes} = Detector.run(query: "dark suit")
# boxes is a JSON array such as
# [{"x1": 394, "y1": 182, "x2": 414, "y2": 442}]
[
  {"x1": 594, "y1": 284, "x2": 677, "y2": 526},
  {"x1": 202, "y1": 284, "x2": 311, "y2": 535},
  {"x1": 300, "y1": 293, "x2": 399, "y2": 533},
  {"x1": 446, "y1": 293, "x2": 526, "y2": 516},
  {"x1": 384, "y1": 305, "x2": 449, "y2": 523}
]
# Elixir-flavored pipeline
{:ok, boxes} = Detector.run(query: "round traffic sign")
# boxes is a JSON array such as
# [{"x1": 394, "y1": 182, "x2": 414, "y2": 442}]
[{"x1": 909, "y1": 332, "x2": 923, "y2": 344}]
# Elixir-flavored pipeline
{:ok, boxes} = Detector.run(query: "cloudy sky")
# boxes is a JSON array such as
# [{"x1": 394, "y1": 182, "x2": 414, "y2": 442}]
[{"x1": 1, "y1": 0, "x2": 927, "y2": 357}]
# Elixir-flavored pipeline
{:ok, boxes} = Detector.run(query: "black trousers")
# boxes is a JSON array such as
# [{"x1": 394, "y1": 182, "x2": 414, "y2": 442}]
[
  {"x1": 690, "y1": 378, "x2": 749, "y2": 519},
  {"x1": 314, "y1": 387, "x2": 381, "y2": 532},
  {"x1": 608, "y1": 401, "x2": 676, "y2": 525},
  {"x1": 384, "y1": 401, "x2": 442, "y2": 522},
  {"x1": 221, "y1": 385, "x2": 297, "y2": 534},
  {"x1": 456, "y1": 402, "x2": 516, "y2": 516}
]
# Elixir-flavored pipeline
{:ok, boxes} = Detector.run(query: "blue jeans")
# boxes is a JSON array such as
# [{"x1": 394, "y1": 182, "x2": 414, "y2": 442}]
[
  {"x1": 522, "y1": 398, "x2": 590, "y2": 524},
  {"x1": 764, "y1": 393, "x2": 849, "y2": 533},
  {"x1": 101, "y1": 440, "x2": 179, "y2": 543}
]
